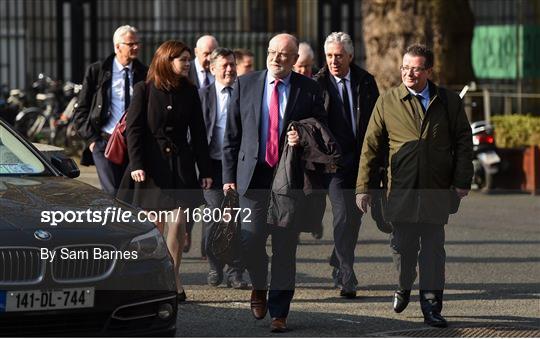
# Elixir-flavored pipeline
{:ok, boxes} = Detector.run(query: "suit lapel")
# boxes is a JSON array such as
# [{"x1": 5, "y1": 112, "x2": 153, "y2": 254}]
[
  {"x1": 350, "y1": 73, "x2": 360, "y2": 132},
  {"x1": 252, "y1": 70, "x2": 267, "y2": 135},
  {"x1": 281, "y1": 72, "x2": 300, "y2": 138},
  {"x1": 207, "y1": 84, "x2": 217, "y2": 138},
  {"x1": 399, "y1": 83, "x2": 422, "y2": 135},
  {"x1": 189, "y1": 65, "x2": 200, "y2": 88}
]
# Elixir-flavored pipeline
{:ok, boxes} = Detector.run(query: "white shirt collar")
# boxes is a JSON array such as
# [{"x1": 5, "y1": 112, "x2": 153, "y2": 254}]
[
  {"x1": 332, "y1": 69, "x2": 351, "y2": 84},
  {"x1": 214, "y1": 80, "x2": 229, "y2": 94},
  {"x1": 267, "y1": 72, "x2": 292, "y2": 87},
  {"x1": 114, "y1": 57, "x2": 132, "y2": 72},
  {"x1": 195, "y1": 57, "x2": 205, "y2": 74}
]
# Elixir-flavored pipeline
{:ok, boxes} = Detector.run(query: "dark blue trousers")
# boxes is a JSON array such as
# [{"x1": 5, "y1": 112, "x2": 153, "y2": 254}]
[
  {"x1": 203, "y1": 160, "x2": 243, "y2": 278},
  {"x1": 325, "y1": 155, "x2": 362, "y2": 291},
  {"x1": 239, "y1": 164, "x2": 299, "y2": 318},
  {"x1": 91, "y1": 138, "x2": 126, "y2": 196}
]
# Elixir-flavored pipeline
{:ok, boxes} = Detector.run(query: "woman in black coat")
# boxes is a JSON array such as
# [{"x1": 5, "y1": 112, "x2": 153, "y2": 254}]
[{"x1": 118, "y1": 40, "x2": 212, "y2": 301}]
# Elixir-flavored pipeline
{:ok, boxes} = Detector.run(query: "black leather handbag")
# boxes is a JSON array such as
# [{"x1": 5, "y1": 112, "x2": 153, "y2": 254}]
[{"x1": 208, "y1": 189, "x2": 240, "y2": 266}]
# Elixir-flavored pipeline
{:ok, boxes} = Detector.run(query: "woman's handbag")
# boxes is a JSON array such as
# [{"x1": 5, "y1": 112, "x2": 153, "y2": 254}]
[
  {"x1": 208, "y1": 189, "x2": 240, "y2": 266},
  {"x1": 104, "y1": 111, "x2": 128, "y2": 165}
]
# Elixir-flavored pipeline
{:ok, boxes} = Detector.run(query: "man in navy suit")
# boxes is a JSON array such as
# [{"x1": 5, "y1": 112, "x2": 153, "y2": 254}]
[
  {"x1": 199, "y1": 47, "x2": 247, "y2": 290},
  {"x1": 222, "y1": 33, "x2": 327, "y2": 332},
  {"x1": 313, "y1": 32, "x2": 379, "y2": 298}
]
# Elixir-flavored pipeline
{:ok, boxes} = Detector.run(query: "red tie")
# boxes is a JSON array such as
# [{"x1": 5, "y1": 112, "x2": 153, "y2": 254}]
[{"x1": 266, "y1": 79, "x2": 281, "y2": 167}]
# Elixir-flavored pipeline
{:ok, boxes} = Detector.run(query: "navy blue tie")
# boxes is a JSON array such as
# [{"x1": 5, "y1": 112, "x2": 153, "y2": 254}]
[
  {"x1": 123, "y1": 68, "x2": 130, "y2": 110},
  {"x1": 415, "y1": 94, "x2": 425, "y2": 113}
]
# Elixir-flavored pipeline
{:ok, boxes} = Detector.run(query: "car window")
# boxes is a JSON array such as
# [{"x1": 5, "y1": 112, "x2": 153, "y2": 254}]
[{"x1": 0, "y1": 124, "x2": 46, "y2": 175}]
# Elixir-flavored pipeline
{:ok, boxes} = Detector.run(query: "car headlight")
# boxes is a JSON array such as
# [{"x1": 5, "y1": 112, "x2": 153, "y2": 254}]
[{"x1": 128, "y1": 228, "x2": 168, "y2": 260}]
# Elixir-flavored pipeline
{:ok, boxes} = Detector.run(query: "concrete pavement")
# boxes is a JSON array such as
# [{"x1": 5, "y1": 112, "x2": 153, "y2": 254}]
[{"x1": 76, "y1": 164, "x2": 540, "y2": 337}]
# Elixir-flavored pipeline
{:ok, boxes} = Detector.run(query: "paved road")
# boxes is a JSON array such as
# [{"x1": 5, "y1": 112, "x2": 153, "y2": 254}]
[{"x1": 77, "y1": 165, "x2": 540, "y2": 337}]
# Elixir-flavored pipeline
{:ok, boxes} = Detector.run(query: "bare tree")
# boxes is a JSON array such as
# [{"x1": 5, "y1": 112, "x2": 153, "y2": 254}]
[{"x1": 362, "y1": 0, "x2": 475, "y2": 91}]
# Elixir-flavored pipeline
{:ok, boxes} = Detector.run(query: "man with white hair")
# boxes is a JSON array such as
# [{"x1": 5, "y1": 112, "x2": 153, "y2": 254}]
[
  {"x1": 189, "y1": 35, "x2": 219, "y2": 88},
  {"x1": 74, "y1": 25, "x2": 147, "y2": 196},
  {"x1": 313, "y1": 32, "x2": 379, "y2": 298},
  {"x1": 294, "y1": 42, "x2": 316, "y2": 77},
  {"x1": 222, "y1": 33, "x2": 327, "y2": 332}
]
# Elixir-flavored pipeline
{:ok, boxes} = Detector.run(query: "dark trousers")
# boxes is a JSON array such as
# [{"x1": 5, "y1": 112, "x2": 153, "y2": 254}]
[
  {"x1": 203, "y1": 159, "x2": 243, "y2": 278},
  {"x1": 390, "y1": 223, "x2": 446, "y2": 291},
  {"x1": 240, "y1": 164, "x2": 299, "y2": 318},
  {"x1": 325, "y1": 160, "x2": 362, "y2": 290},
  {"x1": 91, "y1": 138, "x2": 126, "y2": 196}
]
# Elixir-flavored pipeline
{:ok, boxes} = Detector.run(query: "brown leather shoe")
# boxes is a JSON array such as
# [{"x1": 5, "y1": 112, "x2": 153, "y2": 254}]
[
  {"x1": 270, "y1": 317, "x2": 288, "y2": 332},
  {"x1": 250, "y1": 290, "x2": 268, "y2": 320}
]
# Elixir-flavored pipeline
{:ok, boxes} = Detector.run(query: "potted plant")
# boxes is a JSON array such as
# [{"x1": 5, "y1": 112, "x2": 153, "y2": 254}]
[{"x1": 492, "y1": 115, "x2": 540, "y2": 195}]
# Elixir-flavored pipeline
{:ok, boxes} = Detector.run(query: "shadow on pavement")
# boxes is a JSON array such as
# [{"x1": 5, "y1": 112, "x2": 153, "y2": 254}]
[{"x1": 176, "y1": 302, "x2": 424, "y2": 337}]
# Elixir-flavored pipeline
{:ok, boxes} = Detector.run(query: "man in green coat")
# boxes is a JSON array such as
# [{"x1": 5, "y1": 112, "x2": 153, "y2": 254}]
[{"x1": 355, "y1": 44, "x2": 473, "y2": 328}]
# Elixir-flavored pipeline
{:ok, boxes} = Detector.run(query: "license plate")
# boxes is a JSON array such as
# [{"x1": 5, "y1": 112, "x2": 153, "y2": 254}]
[
  {"x1": 0, "y1": 287, "x2": 94, "y2": 312},
  {"x1": 478, "y1": 151, "x2": 500, "y2": 165}
]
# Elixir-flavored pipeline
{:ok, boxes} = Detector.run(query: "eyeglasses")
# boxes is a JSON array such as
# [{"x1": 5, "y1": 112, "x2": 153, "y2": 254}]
[
  {"x1": 120, "y1": 42, "x2": 141, "y2": 48},
  {"x1": 267, "y1": 49, "x2": 296, "y2": 60},
  {"x1": 400, "y1": 65, "x2": 426, "y2": 74}
]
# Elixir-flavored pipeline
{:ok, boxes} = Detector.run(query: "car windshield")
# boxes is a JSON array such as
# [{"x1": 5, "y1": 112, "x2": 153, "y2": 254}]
[{"x1": 0, "y1": 124, "x2": 46, "y2": 175}]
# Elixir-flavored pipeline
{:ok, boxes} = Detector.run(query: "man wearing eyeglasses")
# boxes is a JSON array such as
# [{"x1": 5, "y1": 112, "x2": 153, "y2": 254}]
[
  {"x1": 74, "y1": 25, "x2": 147, "y2": 196},
  {"x1": 199, "y1": 47, "x2": 247, "y2": 290},
  {"x1": 222, "y1": 33, "x2": 327, "y2": 332},
  {"x1": 356, "y1": 44, "x2": 473, "y2": 328},
  {"x1": 313, "y1": 32, "x2": 379, "y2": 299}
]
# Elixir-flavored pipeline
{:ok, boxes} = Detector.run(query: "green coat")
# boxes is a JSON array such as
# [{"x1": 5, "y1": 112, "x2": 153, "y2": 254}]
[{"x1": 356, "y1": 81, "x2": 473, "y2": 225}]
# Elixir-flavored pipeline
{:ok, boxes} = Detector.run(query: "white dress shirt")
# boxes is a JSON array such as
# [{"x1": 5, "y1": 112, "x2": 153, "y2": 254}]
[
  {"x1": 102, "y1": 58, "x2": 132, "y2": 134},
  {"x1": 194, "y1": 57, "x2": 215, "y2": 87},
  {"x1": 209, "y1": 82, "x2": 231, "y2": 160}
]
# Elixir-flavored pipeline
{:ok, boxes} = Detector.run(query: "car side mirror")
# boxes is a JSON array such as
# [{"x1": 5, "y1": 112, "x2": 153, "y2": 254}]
[{"x1": 50, "y1": 154, "x2": 80, "y2": 178}]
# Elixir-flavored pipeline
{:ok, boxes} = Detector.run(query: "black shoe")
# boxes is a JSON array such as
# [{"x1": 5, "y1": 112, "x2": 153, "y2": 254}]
[
  {"x1": 424, "y1": 311, "x2": 448, "y2": 328},
  {"x1": 311, "y1": 224, "x2": 323, "y2": 239},
  {"x1": 207, "y1": 270, "x2": 223, "y2": 286},
  {"x1": 393, "y1": 289, "x2": 411, "y2": 313},
  {"x1": 227, "y1": 276, "x2": 248, "y2": 289},
  {"x1": 339, "y1": 289, "x2": 357, "y2": 299},
  {"x1": 177, "y1": 290, "x2": 187, "y2": 303}
]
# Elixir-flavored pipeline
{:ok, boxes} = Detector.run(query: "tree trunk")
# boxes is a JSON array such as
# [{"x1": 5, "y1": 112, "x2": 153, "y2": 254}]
[{"x1": 362, "y1": 0, "x2": 475, "y2": 91}]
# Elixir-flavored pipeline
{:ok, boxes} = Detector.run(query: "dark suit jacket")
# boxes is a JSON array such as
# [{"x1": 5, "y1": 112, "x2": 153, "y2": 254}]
[
  {"x1": 222, "y1": 70, "x2": 327, "y2": 196},
  {"x1": 198, "y1": 83, "x2": 218, "y2": 145},
  {"x1": 313, "y1": 64, "x2": 379, "y2": 160},
  {"x1": 75, "y1": 54, "x2": 147, "y2": 143},
  {"x1": 188, "y1": 63, "x2": 201, "y2": 88},
  {"x1": 74, "y1": 54, "x2": 147, "y2": 165}
]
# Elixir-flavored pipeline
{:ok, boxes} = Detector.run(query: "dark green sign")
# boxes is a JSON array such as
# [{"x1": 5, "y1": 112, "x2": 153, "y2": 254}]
[{"x1": 472, "y1": 25, "x2": 540, "y2": 79}]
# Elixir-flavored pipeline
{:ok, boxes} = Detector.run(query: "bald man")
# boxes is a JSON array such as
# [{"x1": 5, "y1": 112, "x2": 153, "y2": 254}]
[
  {"x1": 222, "y1": 33, "x2": 327, "y2": 332},
  {"x1": 189, "y1": 35, "x2": 219, "y2": 88}
]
